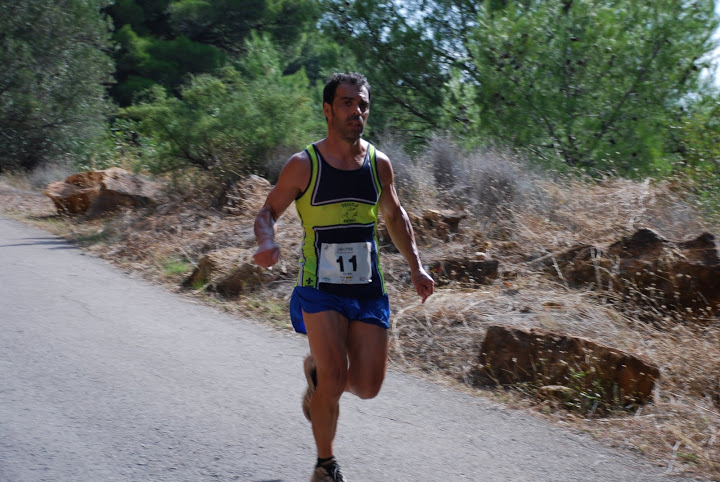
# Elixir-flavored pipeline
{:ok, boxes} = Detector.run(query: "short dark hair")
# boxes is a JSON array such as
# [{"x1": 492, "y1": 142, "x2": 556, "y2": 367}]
[{"x1": 323, "y1": 72, "x2": 371, "y2": 106}]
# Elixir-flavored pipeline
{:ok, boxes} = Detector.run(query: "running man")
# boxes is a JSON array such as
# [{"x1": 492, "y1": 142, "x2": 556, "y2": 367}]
[{"x1": 253, "y1": 72, "x2": 434, "y2": 482}]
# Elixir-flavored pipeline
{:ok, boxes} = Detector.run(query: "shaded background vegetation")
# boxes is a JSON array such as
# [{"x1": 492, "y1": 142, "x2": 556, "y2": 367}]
[{"x1": 2, "y1": 0, "x2": 719, "y2": 200}]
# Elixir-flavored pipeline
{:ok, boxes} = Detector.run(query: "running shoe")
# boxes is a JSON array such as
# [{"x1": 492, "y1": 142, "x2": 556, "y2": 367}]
[
  {"x1": 302, "y1": 354, "x2": 317, "y2": 421},
  {"x1": 311, "y1": 459, "x2": 346, "y2": 482}
]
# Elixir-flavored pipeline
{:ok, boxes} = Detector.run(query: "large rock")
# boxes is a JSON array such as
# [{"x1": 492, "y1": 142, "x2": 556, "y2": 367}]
[
  {"x1": 476, "y1": 325, "x2": 659, "y2": 405},
  {"x1": 44, "y1": 167, "x2": 160, "y2": 215},
  {"x1": 422, "y1": 208, "x2": 467, "y2": 233},
  {"x1": 222, "y1": 175, "x2": 273, "y2": 216},
  {"x1": 421, "y1": 208, "x2": 468, "y2": 242},
  {"x1": 428, "y1": 253, "x2": 499, "y2": 285},
  {"x1": 378, "y1": 208, "x2": 468, "y2": 251},
  {"x1": 536, "y1": 228, "x2": 720, "y2": 317},
  {"x1": 185, "y1": 247, "x2": 288, "y2": 296}
]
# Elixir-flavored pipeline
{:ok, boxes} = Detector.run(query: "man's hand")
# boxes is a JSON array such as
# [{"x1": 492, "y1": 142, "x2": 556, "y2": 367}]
[
  {"x1": 411, "y1": 267, "x2": 435, "y2": 303},
  {"x1": 253, "y1": 240, "x2": 280, "y2": 268}
]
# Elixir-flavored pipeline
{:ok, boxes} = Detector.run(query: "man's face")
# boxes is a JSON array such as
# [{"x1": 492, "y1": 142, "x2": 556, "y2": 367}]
[{"x1": 324, "y1": 82, "x2": 370, "y2": 142}]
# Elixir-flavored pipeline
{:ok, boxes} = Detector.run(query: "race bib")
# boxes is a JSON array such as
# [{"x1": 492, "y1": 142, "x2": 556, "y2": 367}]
[{"x1": 318, "y1": 242, "x2": 372, "y2": 284}]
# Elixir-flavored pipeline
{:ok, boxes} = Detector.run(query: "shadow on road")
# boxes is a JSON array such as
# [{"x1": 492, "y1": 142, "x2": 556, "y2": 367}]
[{"x1": 0, "y1": 237, "x2": 76, "y2": 250}]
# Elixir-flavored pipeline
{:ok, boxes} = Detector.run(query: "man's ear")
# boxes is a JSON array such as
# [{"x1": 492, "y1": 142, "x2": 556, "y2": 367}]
[{"x1": 323, "y1": 101, "x2": 332, "y2": 121}]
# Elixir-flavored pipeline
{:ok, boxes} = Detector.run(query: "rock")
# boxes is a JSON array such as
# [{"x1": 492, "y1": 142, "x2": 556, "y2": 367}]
[
  {"x1": 418, "y1": 208, "x2": 468, "y2": 242},
  {"x1": 537, "y1": 385, "x2": 576, "y2": 400},
  {"x1": 428, "y1": 254, "x2": 499, "y2": 285},
  {"x1": 184, "y1": 247, "x2": 287, "y2": 296},
  {"x1": 44, "y1": 167, "x2": 159, "y2": 215},
  {"x1": 476, "y1": 325, "x2": 659, "y2": 405},
  {"x1": 44, "y1": 176, "x2": 98, "y2": 215},
  {"x1": 422, "y1": 208, "x2": 468, "y2": 233},
  {"x1": 536, "y1": 228, "x2": 720, "y2": 317},
  {"x1": 378, "y1": 209, "x2": 468, "y2": 249},
  {"x1": 222, "y1": 175, "x2": 273, "y2": 216}
]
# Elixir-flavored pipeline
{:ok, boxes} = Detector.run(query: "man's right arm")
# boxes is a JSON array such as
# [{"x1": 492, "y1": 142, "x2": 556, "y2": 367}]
[
  {"x1": 252, "y1": 152, "x2": 310, "y2": 268},
  {"x1": 375, "y1": 151, "x2": 434, "y2": 303}
]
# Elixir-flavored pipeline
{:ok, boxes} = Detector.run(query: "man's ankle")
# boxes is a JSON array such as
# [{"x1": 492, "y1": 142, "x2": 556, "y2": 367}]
[{"x1": 316, "y1": 456, "x2": 335, "y2": 467}]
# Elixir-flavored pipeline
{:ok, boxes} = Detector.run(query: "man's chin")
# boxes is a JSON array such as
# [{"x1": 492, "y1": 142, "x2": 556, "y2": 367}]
[{"x1": 342, "y1": 130, "x2": 364, "y2": 143}]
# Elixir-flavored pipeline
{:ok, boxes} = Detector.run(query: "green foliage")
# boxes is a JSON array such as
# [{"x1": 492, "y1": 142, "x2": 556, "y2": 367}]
[
  {"x1": 105, "y1": 0, "x2": 172, "y2": 37},
  {"x1": 112, "y1": 23, "x2": 225, "y2": 105},
  {"x1": 673, "y1": 90, "x2": 720, "y2": 170},
  {"x1": 168, "y1": 0, "x2": 319, "y2": 52},
  {"x1": 462, "y1": 0, "x2": 717, "y2": 172},
  {"x1": 563, "y1": 368, "x2": 616, "y2": 415},
  {"x1": 662, "y1": 83, "x2": 720, "y2": 220},
  {"x1": 283, "y1": 32, "x2": 355, "y2": 85},
  {"x1": 161, "y1": 257, "x2": 194, "y2": 276},
  {"x1": 322, "y1": 0, "x2": 449, "y2": 141},
  {"x1": 114, "y1": 74, "x2": 159, "y2": 107},
  {"x1": 107, "y1": 0, "x2": 321, "y2": 106},
  {"x1": 323, "y1": 0, "x2": 719, "y2": 173},
  {"x1": 0, "y1": 0, "x2": 115, "y2": 172},
  {"x1": 106, "y1": 0, "x2": 151, "y2": 35},
  {"x1": 121, "y1": 33, "x2": 323, "y2": 186}
]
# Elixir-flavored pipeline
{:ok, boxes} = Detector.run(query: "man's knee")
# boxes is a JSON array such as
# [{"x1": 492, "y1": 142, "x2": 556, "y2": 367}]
[
  {"x1": 318, "y1": 365, "x2": 348, "y2": 398},
  {"x1": 349, "y1": 372, "x2": 385, "y2": 399},
  {"x1": 354, "y1": 385, "x2": 382, "y2": 400}
]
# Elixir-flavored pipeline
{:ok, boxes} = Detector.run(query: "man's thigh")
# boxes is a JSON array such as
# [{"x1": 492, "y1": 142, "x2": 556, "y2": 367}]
[
  {"x1": 304, "y1": 310, "x2": 350, "y2": 376},
  {"x1": 346, "y1": 320, "x2": 389, "y2": 393},
  {"x1": 303, "y1": 310, "x2": 389, "y2": 381}
]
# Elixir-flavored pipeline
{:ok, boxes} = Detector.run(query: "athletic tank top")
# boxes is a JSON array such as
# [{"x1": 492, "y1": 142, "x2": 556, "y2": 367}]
[{"x1": 294, "y1": 143, "x2": 386, "y2": 298}]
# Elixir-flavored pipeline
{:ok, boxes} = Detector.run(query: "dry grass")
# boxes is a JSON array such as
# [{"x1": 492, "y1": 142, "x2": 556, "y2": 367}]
[{"x1": 2, "y1": 148, "x2": 719, "y2": 479}]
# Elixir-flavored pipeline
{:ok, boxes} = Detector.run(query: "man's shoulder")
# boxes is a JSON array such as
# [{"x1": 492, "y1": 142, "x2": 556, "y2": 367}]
[
  {"x1": 277, "y1": 149, "x2": 312, "y2": 192},
  {"x1": 370, "y1": 144, "x2": 391, "y2": 170},
  {"x1": 287, "y1": 148, "x2": 312, "y2": 166},
  {"x1": 359, "y1": 139, "x2": 387, "y2": 162},
  {"x1": 372, "y1": 147, "x2": 390, "y2": 164}
]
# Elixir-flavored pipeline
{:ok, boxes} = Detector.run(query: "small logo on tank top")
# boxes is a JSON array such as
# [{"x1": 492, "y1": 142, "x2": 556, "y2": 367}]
[{"x1": 342, "y1": 202, "x2": 359, "y2": 224}]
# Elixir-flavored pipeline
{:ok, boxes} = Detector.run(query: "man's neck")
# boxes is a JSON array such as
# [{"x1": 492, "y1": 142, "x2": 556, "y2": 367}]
[{"x1": 318, "y1": 136, "x2": 366, "y2": 167}]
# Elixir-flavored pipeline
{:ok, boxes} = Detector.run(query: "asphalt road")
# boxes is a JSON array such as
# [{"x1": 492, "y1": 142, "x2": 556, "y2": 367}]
[{"x1": 0, "y1": 216, "x2": 688, "y2": 482}]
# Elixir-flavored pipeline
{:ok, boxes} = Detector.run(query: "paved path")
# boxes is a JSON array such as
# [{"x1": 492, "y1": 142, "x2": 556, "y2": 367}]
[{"x1": 0, "y1": 217, "x2": 685, "y2": 481}]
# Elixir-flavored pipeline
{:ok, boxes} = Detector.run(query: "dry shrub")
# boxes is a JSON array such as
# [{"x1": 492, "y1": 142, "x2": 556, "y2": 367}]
[
  {"x1": 503, "y1": 176, "x2": 713, "y2": 256},
  {"x1": 27, "y1": 163, "x2": 74, "y2": 189},
  {"x1": 389, "y1": 279, "x2": 649, "y2": 385},
  {"x1": 148, "y1": 137, "x2": 254, "y2": 210},
  {"x1": 0, "y1": 163, "x2": 74, "y2": 193},
  {"x1": 589, "y1": 310, "x2": 720, "y2": 478},
  {"x1": 379, "y1": 134, "x2": 538, "y2": 243},
  {"x1": 422, "y1": 134, "x2": 532, "y2": 221},
  {"x1": 614, "y1": 300, "x2": 720, "y2": 408},
  {"x1": 378, "y1": 133, "x2": 439, "y2": 209},
  {"x1": 390, "y1": 290, "x2": 488, "y2": 384}
]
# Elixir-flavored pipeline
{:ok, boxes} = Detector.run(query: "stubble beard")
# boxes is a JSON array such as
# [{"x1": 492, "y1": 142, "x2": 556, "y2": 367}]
[
  {"x1": 340, "y1": 120, "x2": 363, "y2": 144},
  {"x1": 341, "y1": 128, "x2": 363, "y2": 144},
  {"x1": 331, "y1": 109, "x2": 364, "y2": 144}
]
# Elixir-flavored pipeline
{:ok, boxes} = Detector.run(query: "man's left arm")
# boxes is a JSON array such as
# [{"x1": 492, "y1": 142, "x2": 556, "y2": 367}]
[{"x1": 376, "y1": 152, "x2": 434, "y2": 303}]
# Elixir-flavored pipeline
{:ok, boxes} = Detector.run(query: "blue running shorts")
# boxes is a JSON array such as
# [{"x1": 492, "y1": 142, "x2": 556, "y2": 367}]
[{"x1": 289, "y1": 286, "x2": 391, "y2": 334}]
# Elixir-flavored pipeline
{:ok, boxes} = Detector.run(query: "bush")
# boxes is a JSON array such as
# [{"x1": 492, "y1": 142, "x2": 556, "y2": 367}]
[
  {"x1": 121, "y1": 33, "x2": 324, "y2": 200},
  {"x1": 380, "y1": 133, "x2": 536, "y2": 223},
  {"x1": 0, "y1": 0, "x2": 114, "y2": 172}
]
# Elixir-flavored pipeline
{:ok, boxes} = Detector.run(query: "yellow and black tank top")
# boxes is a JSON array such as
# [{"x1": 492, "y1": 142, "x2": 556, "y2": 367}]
[{"x1": 294, "y1": 143, "x2": 386, "y2": 298}]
